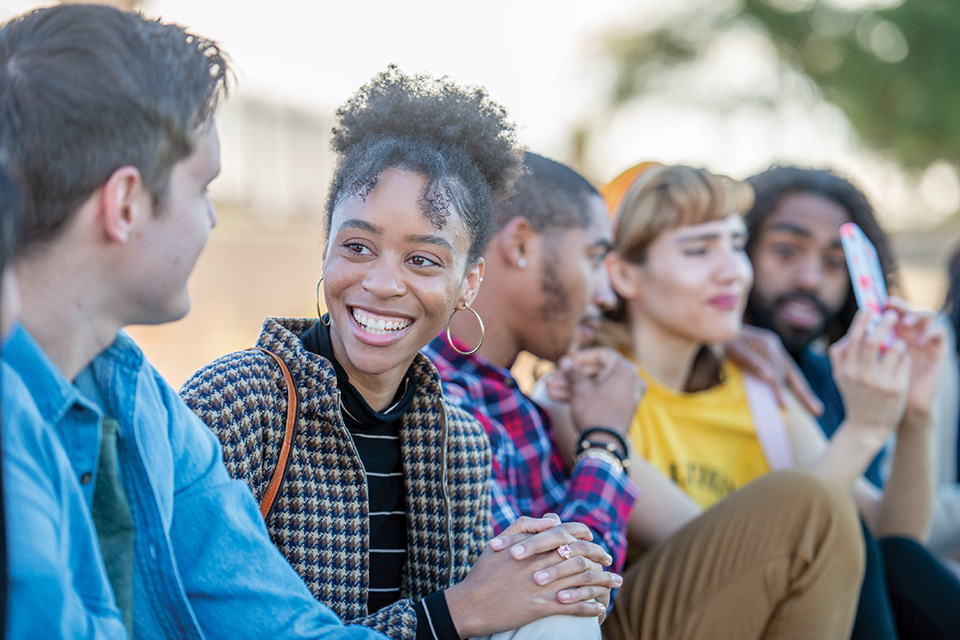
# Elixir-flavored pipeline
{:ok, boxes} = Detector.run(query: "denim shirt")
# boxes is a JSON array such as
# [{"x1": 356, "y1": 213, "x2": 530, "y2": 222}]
[{"x1": 2, "y1": 325, "x2": 387, "y2": 640}]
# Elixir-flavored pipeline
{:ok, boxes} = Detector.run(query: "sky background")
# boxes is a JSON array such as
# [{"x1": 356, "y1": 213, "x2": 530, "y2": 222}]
[
  {"x1": 0, "y1": 0, "x2": 882, "y2": 180},
  {"x1": 0, "y1": 0, "x2": 951, "y2": 385},
  {"x1": 3, "y1": 0, "x2": 940, "y2": 211}
]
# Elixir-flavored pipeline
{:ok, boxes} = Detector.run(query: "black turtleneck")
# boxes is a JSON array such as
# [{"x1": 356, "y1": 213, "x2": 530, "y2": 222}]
[{"x1": 299, "y1": 319, "x2": 458, "y2": 640}]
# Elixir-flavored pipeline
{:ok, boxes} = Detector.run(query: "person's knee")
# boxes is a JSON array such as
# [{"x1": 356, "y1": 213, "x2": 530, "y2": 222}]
[
  {"x1": 502, "y1": 614, "x2": 601, "y2": 640},
  {"x1": 755, "y1": 470, "x2": 855, "y2": 519},
  {"x1": 758, "y1": 470, "x2": 865, "y2": 570}
]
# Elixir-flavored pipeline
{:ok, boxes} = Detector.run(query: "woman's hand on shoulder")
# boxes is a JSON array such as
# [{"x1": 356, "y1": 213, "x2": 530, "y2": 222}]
[{"x1": 725, "y1": 324, "x2": 823, "y2": 417}]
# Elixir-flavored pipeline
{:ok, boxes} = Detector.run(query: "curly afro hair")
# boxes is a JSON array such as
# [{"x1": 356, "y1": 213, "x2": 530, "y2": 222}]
[
  {"x1": 326, "y1": 65, "x2": 523, "y2": 265},
  {"x1": 744, "y1": 165, "x2": 899, "y2": 346}
]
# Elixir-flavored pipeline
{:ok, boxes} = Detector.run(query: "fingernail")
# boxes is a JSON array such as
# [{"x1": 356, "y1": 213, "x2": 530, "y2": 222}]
[
  {"x1": 511, "y1": 545, "x2": 525, "y2": 558},
  {"x1": 614, "y1": 574, "x2": 623, "y2": 586},
  {"x1": 534, "y1": 570, "x2": 549, "y2": 584},
  {"x1": 558, "y1": 591, "x2": 571, "y2": 603},
  {"x1": 489, "y1": 538, "x2": 504, "y2": 550}
]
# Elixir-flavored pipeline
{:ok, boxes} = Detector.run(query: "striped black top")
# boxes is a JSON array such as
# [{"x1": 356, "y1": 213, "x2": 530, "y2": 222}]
[
  {"x1": 300, "y1": 320, "x2": 458, "y2": 640},
  {"x1": 340, "y1": 396, "x2": 409, "y2": 613}
]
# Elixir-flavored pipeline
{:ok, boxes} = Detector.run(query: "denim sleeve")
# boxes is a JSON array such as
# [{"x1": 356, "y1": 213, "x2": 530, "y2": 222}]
[
  {"x1": 3, "y1": 372, "x2": 128, "y2": 639},
  {"x1": 161, "y1": 379, "x2": 388, "y2": 640}
]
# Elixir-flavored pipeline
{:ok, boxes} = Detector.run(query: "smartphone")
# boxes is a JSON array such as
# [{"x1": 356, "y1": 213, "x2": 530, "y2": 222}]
[{"x1": 840, "y1": 222, "x2": 888, "y2": 333}]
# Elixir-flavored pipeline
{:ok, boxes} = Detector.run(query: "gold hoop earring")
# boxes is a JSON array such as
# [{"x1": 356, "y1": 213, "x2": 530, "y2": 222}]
[
  {"x1": 446, "y1": 305, "x2": 484, "y2": 356},
  {"x1": 316, "y1": 277, "x2": 330, "y2": 326}
]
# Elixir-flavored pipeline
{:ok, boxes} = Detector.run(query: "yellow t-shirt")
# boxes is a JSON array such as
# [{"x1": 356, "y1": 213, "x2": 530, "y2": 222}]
[{"x1": 630, "y1": 361, "x2": 771, "y2": 509}]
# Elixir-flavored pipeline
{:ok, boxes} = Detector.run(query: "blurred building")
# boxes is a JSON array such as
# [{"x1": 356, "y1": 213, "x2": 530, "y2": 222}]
[{"x1": 213, "y1": 95, "x2": 333, "y2": 220}]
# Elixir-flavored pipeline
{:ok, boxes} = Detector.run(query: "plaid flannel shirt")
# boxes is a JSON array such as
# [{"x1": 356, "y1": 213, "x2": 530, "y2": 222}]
[{"x1": 423, "y1": 336, "x2": 640, "y2": 572}]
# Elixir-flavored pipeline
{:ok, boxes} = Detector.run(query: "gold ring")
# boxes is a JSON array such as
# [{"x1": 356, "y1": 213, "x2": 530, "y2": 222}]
[{"x1": 557, "y1": 544, "x2": 572, "y2": 560}]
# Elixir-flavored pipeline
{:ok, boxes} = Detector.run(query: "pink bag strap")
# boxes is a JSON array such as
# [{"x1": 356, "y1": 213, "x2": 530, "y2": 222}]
[{"x1": 743, "y1": 373, "x2": 795, "y2": 471}]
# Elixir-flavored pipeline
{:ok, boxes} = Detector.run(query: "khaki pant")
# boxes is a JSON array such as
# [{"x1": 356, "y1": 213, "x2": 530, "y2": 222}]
[{"x1": 604, "y1": 470, "x2": 864, "y2": 640}]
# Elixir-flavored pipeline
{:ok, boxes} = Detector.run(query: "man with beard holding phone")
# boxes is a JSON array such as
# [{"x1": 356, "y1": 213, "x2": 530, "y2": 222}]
[
  {"x1": 743, "y1": 166, "x2": 900, "y2": 486},
  {"x1": 743, "y1": 165, "x2": 960, "y2": 638}
]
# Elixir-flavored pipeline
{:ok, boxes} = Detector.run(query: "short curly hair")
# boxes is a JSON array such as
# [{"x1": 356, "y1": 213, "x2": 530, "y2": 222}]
[
  {"x1": 325, "y1": 66, "x2": 522, "y2": 265},
  {"x1": 745, "y1": 166, "x2": 899, "y2": 345}
]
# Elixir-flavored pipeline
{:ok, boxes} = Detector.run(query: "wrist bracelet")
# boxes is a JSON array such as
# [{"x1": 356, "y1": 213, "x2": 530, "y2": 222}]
[
  {"x1": 575, "y1": 439, "x2": 630, "y2": 469},
  {"x1": 574, "y1": 445, "x2": 627, "y2": 472},
  {"x1": 577, "y1": 426, "x2": 629, "y2": 459}
]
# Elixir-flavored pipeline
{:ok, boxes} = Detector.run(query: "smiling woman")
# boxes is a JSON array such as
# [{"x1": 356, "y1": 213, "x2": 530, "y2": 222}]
[
  {"x1": 321, "y1": 167, "x2": 481, "y2": 410},
  {"x1": 180, "y1": 67, "x2": 617, "y2": 640}
]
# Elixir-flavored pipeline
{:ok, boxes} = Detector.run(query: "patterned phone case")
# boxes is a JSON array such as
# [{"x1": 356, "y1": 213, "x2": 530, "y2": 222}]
[{"x1": 840, "y1": 222, "x2": 887, "y2": 331}]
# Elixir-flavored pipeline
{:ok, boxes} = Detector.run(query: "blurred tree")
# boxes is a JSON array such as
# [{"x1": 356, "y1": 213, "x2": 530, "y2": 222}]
[{"x1": 604, "y1": 0, "x2": 960, "y2": 171}]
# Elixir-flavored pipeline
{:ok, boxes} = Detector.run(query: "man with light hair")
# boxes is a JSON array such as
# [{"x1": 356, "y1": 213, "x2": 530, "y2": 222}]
[{"x1": 0, "y1": 5, "x2": 388, "y2": 638}]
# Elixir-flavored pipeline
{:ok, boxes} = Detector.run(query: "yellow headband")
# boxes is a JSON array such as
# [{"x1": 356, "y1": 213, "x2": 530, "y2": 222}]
[{"x1": 601, "y1": 161, "x2": 660, "y2": 220}]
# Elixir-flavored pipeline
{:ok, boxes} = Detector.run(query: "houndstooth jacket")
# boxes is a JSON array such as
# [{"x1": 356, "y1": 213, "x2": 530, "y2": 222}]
[{"x1": 180, "y1": 317, "x2": 491, "y2": 639}]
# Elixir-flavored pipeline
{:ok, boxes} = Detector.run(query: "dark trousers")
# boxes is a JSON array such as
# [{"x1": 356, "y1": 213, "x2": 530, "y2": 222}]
[{"x1": 852, "y1": 520, "x2": 960, "y2": 640}]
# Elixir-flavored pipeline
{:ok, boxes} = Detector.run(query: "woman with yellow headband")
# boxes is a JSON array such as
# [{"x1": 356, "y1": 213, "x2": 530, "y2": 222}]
[{"x1": 552, "y1": 163, "x2": 960, "y2": 639}]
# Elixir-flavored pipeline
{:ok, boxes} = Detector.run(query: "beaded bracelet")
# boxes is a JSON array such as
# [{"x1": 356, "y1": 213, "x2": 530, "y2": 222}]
[
  {"x1": 577, "y1": 427, "x2": 629, "y2": 460},
  {"x1": 573, "y1": 444, "x2": 628, "y2": 472}
]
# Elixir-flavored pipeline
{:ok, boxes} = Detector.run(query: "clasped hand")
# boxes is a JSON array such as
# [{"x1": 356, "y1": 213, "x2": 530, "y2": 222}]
[
  {"x1": 544, "y1": 347, "x2": 644, "y2": 437},
  {"x1": 445, "y1": 514, "x2": 621, "y2": 637}
]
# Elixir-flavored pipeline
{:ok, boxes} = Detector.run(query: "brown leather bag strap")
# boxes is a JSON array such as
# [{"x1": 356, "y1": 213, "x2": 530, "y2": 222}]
[{"x1": 250, "y1": 347, "x2": 297, "y2": 520}]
